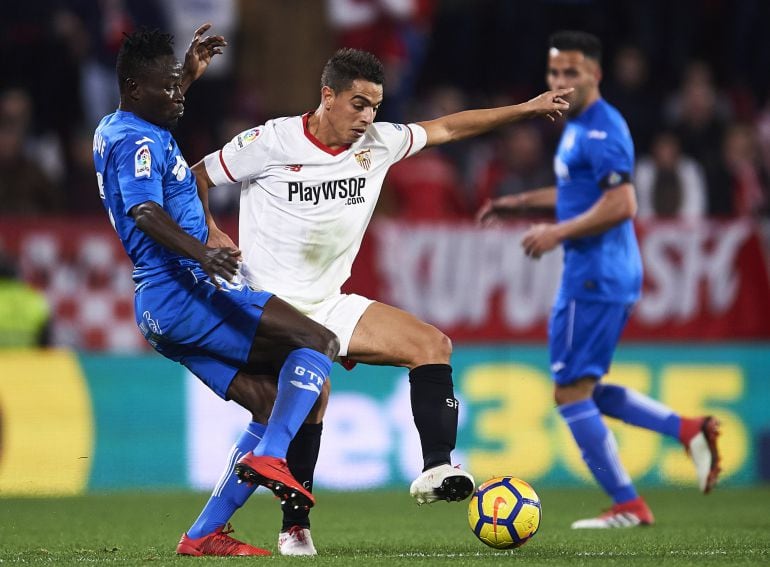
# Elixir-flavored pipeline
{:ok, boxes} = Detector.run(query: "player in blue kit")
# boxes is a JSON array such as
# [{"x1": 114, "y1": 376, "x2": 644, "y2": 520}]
[
  {"x1": 93, "y1": 26, "x2": 339, "y2": 555},
  {"x1": 478, "y1": 31, "x2": 721, "y2": 528}
]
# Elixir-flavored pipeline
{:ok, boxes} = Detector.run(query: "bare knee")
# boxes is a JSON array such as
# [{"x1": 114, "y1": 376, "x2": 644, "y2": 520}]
[
  {"x1": 303, "y1": 325, "x2": 340, "y2": 361},
  {"x1": 554, "y1": 376, "x2": 598, "y2": 406},
  {"x1": 408, "y1": 324, "x2": 452, "y2": 368}
]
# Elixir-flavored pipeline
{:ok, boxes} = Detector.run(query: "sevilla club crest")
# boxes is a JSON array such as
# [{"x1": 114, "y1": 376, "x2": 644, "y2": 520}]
[{"x1": 354, "y1": 149, "x2": 372, "y2": 171}]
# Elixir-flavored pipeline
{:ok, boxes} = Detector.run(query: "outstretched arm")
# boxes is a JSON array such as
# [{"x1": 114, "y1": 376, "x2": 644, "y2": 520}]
[
  {"x1": 476, "y1": 186, "x2": 558, "y2": 225},
  {"x1": 418, "y1": 88, "x2": 572, "y2": 147},
  {"x1": 180, "y1": 23, "x2": 227, "y2": 94}
]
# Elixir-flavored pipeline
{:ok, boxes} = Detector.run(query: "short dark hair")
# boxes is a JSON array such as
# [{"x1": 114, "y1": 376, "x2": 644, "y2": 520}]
[
  {"x1": 549, "y1": 31, "x2": 602, "y2": 62},
  {"x1": 116, "y1": 28, "x2": 175, "y2": 90},
  {"x1": 320, "y1": 48, "x2": 385, "y2": 92}
]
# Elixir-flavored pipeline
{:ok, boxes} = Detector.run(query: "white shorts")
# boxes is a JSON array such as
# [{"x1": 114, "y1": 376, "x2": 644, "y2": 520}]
[{"x1": 295, "y1": 293, "x2": 374, "y2": 357}]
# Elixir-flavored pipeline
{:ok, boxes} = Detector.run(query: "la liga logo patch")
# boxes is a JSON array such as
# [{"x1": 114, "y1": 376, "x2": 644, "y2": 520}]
[
  {"x1": 134, "y1": 145, "x2": 151, "y2": 178},
  {"x1": 235, "y1": 127, "x2": 261, "y2": 150}
]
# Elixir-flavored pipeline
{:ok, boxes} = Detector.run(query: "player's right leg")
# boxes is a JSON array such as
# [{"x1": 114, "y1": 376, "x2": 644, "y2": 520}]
[
  {"x1": 550, "y1": 298, "x2": 653, "y2": 529},
  {"x1": 345, "y1": 301, "x2": 474, "y2": 505},
  {"x1": 592, "y1": 383, "x2": 722, "y2": 493}
]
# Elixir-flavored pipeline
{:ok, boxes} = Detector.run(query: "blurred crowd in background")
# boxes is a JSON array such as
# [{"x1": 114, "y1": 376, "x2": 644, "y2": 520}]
[{"x1": 1, "y1": 0, "x2": 770, "y2": 221}]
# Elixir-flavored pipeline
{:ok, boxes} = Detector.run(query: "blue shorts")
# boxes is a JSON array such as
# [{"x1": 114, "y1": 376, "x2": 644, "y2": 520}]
[
  {"x1": 548, "y1": 296, "x2": 633, "y2": 386},
  {"x1": 134, "y1": 268, "x2": 274, "y2": 399}
]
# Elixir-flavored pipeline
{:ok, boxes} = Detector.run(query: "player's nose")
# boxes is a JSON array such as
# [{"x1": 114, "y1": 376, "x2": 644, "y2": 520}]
[{"x1": 362, "y1": 107, "x2": 375, "y2": 124}]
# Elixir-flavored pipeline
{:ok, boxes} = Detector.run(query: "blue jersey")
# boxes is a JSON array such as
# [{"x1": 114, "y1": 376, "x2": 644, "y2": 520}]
[
  {"x1": 553, "y1": 98, "x2": 642, "y2": 303},
  {"x1": 93, "y1": 110, "x2": 207, "y2": 283}
]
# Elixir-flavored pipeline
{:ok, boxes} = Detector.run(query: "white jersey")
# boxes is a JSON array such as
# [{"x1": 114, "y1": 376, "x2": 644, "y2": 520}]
[{"x1": 204, "y1": 113, "x2": 427, "y2": 309}]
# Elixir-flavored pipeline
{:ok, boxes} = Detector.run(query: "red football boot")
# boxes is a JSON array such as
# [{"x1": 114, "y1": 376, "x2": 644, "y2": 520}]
[
  {"x1": 176, "y1": 524, "x2": 270, "y2": 556},
  {"x1": 571, "y1": 497, "x2": 655, "y2": 529},
  {"x1": 234, "y1": 453, "x2": 315, "y2": 510},
  {"x1": 680, "y1": 416, "x2": 722, "y2": 493}
]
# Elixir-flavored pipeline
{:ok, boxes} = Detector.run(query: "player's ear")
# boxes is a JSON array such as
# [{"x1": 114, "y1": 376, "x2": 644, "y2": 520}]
[
  {"x1": 591, "y1": 60, "x2": 603, "y2": 83},
  {"x1": 321, "y1": 85, "x2": 334, "y2": 110},
  {"x1": 124, "y1": 78, "x2": 141, "y2": 100}
]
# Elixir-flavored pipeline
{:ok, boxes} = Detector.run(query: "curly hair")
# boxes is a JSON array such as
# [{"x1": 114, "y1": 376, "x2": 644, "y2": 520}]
[
  {"x1": 116, "y1": 28, "x2": 175, "y2": 91},
  {"x1": 320, "y1": 48, "x2": 385, "y2": 92}
]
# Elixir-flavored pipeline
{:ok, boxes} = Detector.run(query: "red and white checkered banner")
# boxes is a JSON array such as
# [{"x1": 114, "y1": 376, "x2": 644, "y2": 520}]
[{"x1": 1, "y1": 216, "x2": 769, "y2": 350}]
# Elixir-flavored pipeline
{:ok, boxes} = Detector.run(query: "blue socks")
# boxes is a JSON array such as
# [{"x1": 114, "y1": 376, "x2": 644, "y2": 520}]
[
  {"x1": 252, "y1": 348, "x2": 332, "y2": 459},
  {"x1": 558, "y1": 399, "x2": 637, "y2": 504},
  {"x1": 187, "y1": 348, "x2": 331, "y2": 538},
  {"x1": 593, "y1": 383, "x2": 681, "y2": 439},
  {"x1": 187, "y1": 421, "x2": 265, "y2": 539}
]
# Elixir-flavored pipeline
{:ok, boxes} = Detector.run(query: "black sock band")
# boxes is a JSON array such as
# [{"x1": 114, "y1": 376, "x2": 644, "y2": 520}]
[
  {"x1": 282, "y1": 422, "x2": 323, "y2": 530},
  {"x1": 409, "y1": 364, "x2": 458, "y2": 471}
]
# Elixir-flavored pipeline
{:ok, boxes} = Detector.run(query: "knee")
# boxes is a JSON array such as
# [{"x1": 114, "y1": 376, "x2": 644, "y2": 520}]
[
  {"x1": 554, "y1": 377, "x2": 597, "y2": 406},
  {"x1": 298, "y1": 323, "x2": 339, "y2": 361},
  {"x1": 426, "y1": 325, "x2": 452, "y2": 361},
  {"x1": 315, "y1": 327, "x2": 340, "y2": 361},
  {"x1": 409, "y1": 325, "x2": 452, "y2": 367}
]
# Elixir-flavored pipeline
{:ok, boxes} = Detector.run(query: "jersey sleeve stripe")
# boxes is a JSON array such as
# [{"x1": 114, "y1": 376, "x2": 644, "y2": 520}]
[
  {"x1": 219, "y1": 149, "x2": 237, "y2": 183},
  {"x1": 399, "y1": 125, "x2": 415, "y2": 161}
]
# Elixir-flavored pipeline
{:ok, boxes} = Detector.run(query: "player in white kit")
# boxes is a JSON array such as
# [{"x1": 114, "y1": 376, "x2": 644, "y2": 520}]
[{"x1": 192, "y1": 48, "x2": 571, "y2": 555}]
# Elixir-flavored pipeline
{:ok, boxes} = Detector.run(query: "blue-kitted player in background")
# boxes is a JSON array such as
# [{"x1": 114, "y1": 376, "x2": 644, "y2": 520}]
[
  {"x1": 93, "y1": 25, "x2": 340, "y2": 555},
  {"x1": 478, "y1": 30, "x2": 721, "y2": 528}
]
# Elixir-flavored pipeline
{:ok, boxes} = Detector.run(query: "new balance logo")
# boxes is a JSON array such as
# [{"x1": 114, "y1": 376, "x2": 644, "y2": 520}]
[{"x1": 284, "y1": 164, "x2": 303, "y2": 172}]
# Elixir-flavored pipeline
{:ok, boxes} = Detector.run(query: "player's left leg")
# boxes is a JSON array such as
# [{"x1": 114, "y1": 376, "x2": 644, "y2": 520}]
[
  {"x1": 183, "y1": 373, "x2": 328, "y2": 553},
  {"x1": 551, "y1": 298, "x2": 653, "y2": 528},
  {"x1": 232, "y1": 295, "x2": 339, "y2": 509},
  {"x1": 346, "y1": 301, "x2": 474, "y2": 505},
  {"x1": 592, "y1": 383, "x2": 722, "y2": 493}
]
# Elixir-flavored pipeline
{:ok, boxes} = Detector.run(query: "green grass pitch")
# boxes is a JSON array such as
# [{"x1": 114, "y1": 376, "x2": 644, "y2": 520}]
[{"x1": 1, "y1": 487, "x2": 769, "y2": 566}]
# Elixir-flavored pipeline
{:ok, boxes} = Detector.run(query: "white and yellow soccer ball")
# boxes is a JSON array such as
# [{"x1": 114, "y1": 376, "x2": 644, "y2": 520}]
[{"x1": 467, "y1": 476, "x2": 541, "y2": 549}]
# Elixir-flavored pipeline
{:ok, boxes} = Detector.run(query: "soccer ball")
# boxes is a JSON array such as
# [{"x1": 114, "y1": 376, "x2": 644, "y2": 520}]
[{"x1": 467, "y1": 476, "x2": 541, "y2": 549}]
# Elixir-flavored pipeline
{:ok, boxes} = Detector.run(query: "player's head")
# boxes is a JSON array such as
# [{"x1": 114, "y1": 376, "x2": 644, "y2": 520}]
[
  {"x1": 318, "y1": 48, "x2": 385, "y2": 144},
  {"x1": 546, "y1": 31, "x2": 602, "y2": 118},
  {"x1": 116, "y1": 28, "x2": 184, "y2": 130}
]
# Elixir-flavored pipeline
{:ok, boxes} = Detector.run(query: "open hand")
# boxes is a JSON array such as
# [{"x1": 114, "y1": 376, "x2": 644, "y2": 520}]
[
  {"x1": 182, "y1": 23, "x2": 227, "y2": 86},
  {"x1": 476, "y1": 194, "x2": 526, "y2": 226}
]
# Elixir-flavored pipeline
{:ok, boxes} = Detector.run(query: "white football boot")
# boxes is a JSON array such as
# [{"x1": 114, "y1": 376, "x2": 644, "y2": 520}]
[
  {"x1": 278, "y1": 526, "x2": 316, "y2": 556},
  {"x1": 409, "y1": 463, "x2": 475, "y2": 505}
]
